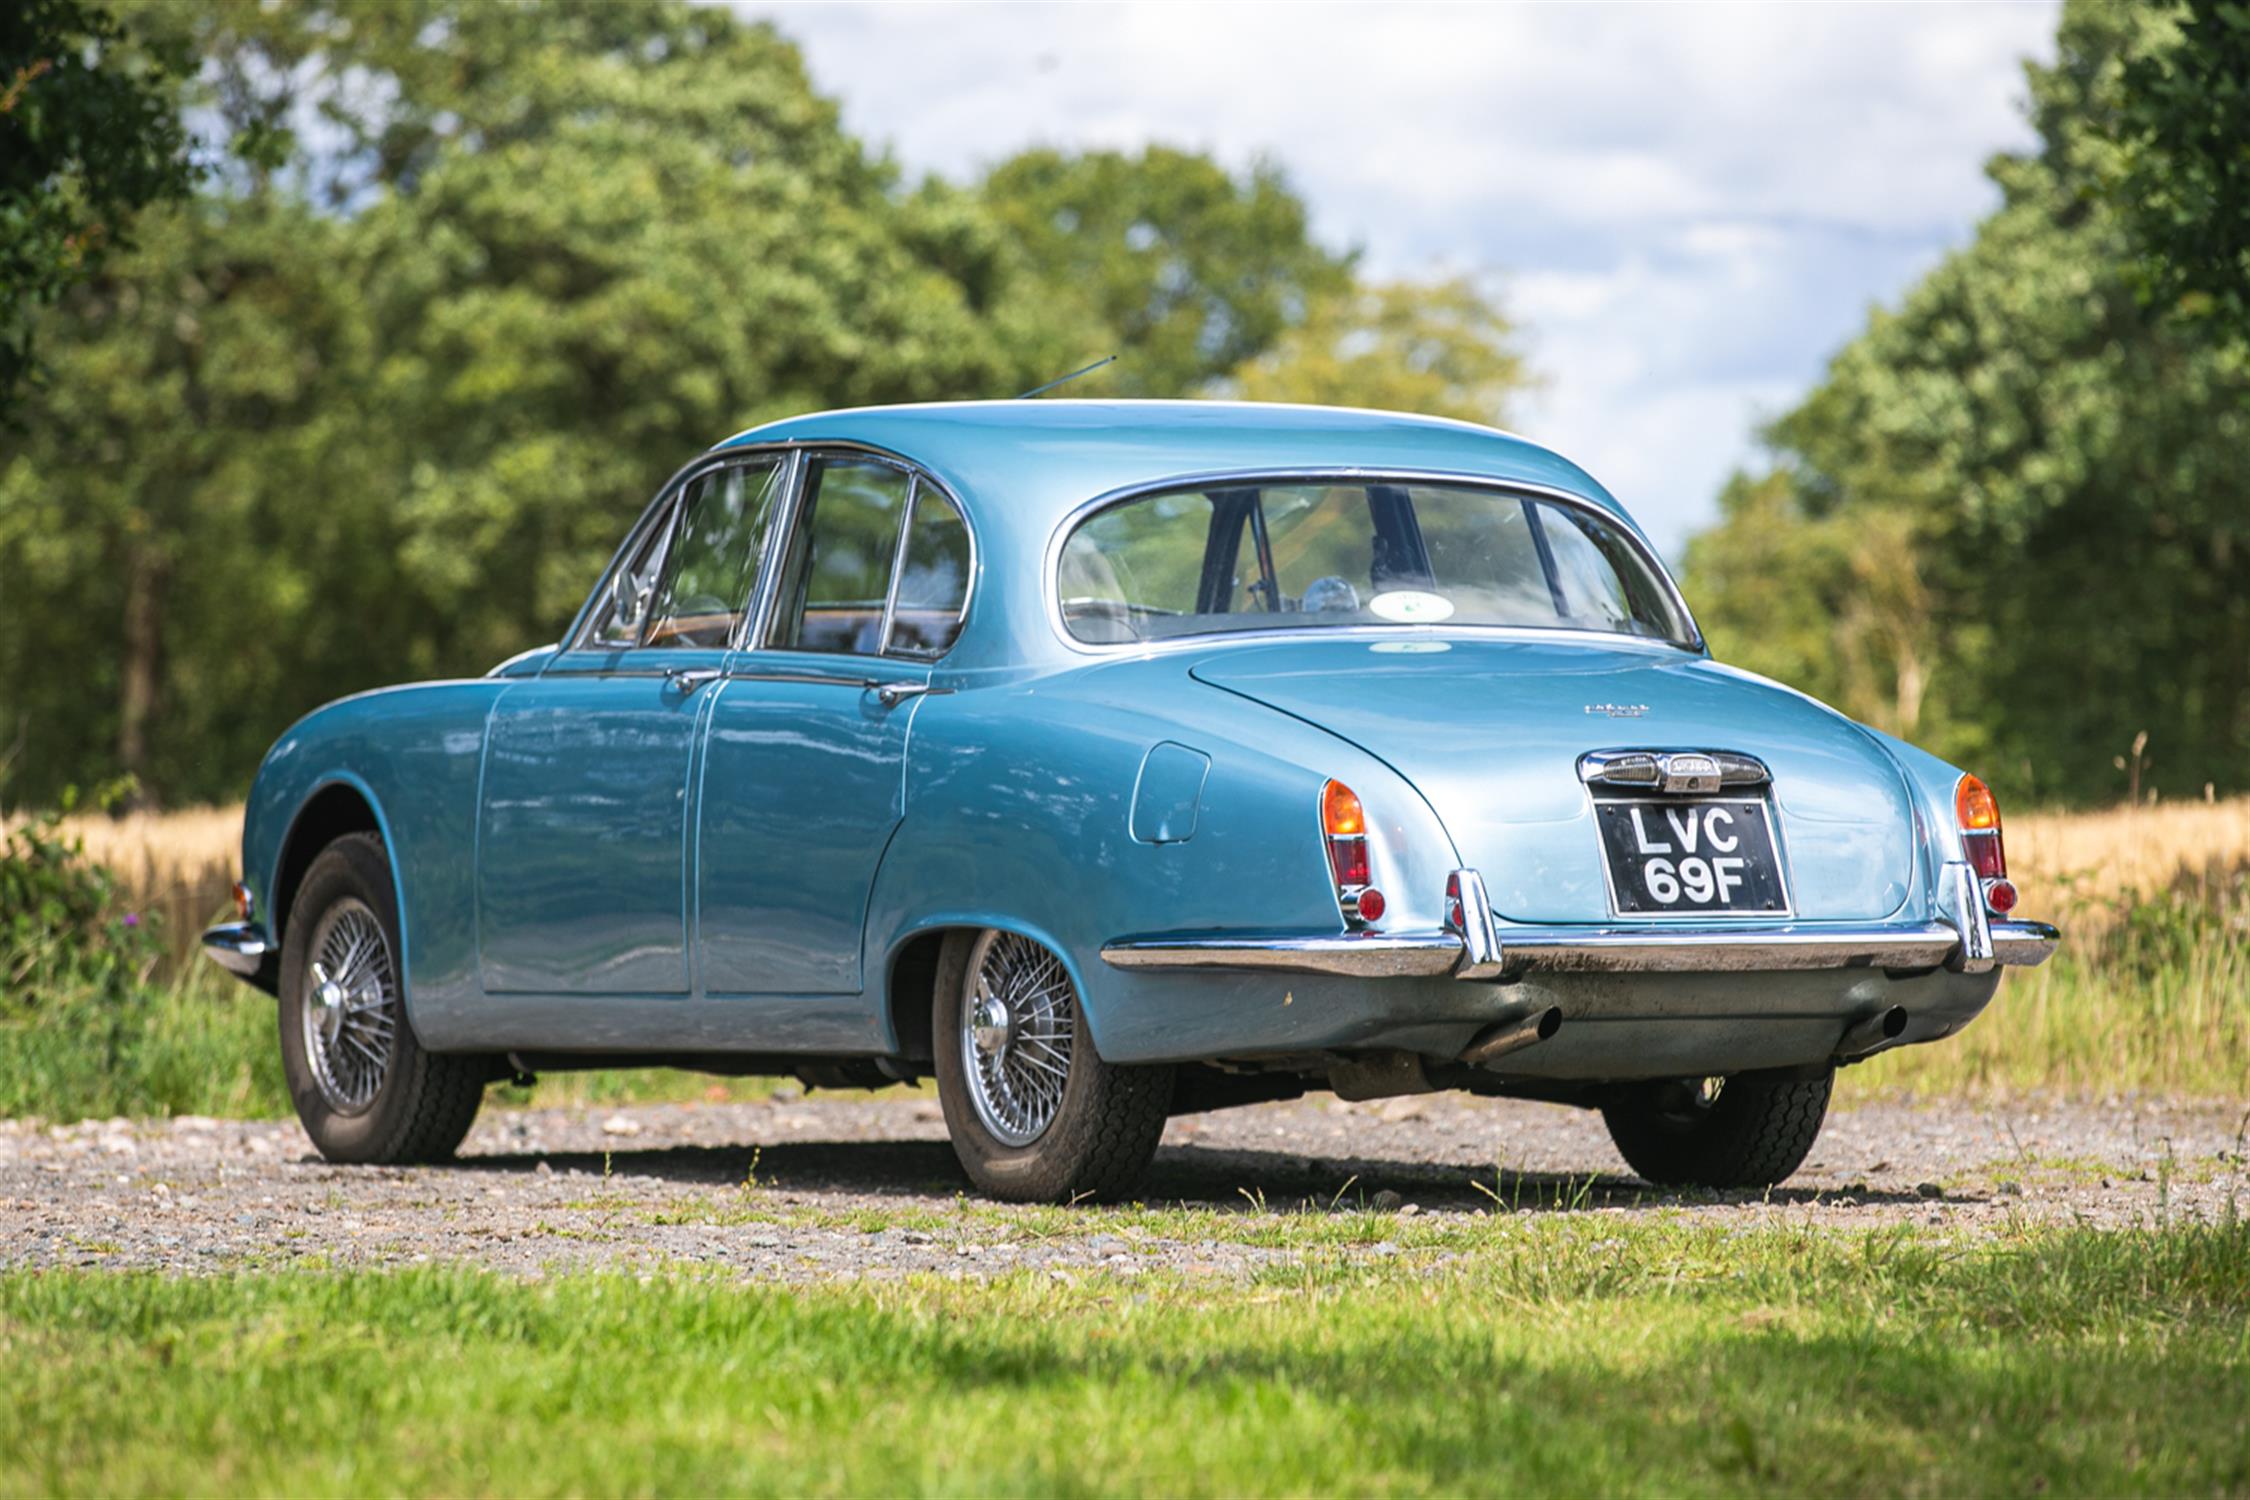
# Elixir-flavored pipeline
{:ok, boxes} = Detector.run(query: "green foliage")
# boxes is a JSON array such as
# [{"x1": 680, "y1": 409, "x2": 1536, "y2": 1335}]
[
  {"x1": 979, "y1": 145, "x2": 1356, "y2": 396},
  {"x1": 1228, "y1": 275, "x2": 1530, "y2": 425},
  {"x1": 0, "y1": 3, "x2": 1437, "y2": 807},
  {"x1": 6, "y1": 1219, "x2": 2250, "y2": 1493},
  {"x1": 0, "y1": 0, "x2": 193, "y2": 414},
  {"x1": 2112, "y1": 0, "x2": 2250, "y2": 339},
  {"x1": 1685, "y1": 0, "x2": 2250, "y2": 805},
  {"x1": 0, "y1": 781, "x2": 160, "y2": 999}
]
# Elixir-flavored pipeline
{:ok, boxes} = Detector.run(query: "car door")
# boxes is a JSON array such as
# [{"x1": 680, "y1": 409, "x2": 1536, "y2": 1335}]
[
  {"x1": 476, "y1": 455, "x2": 788, "y2": 995},
  {"x1": 697, "y1": 452, "x2": 974, "y2": 997}
]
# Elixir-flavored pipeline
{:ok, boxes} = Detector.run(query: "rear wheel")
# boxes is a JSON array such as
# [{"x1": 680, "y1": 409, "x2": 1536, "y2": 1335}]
[
  {"x1": 1600, "y1": 1068, "x2": 1833, "y2": 1189},
  {"x1": 933, "y1": 928, "x2": 1172, "y2": 1203},
  {"x1": 278, "y1": 833, "x2": 487, "y2": 1164}
]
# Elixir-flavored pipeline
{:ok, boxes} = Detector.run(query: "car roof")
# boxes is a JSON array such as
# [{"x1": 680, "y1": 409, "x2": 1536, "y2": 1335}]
[{"x1": 716, "y1": 400, "x2": 1632, "y2": 537}]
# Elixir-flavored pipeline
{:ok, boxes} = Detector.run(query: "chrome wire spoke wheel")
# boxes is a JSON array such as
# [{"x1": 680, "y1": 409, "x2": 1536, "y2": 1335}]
[
  {"x1": 299, "y1": 897, "x2": 398, "y2": 1116},
  {"x1": 960, "y1": 930, "x2": 1077, "y2": 1147}
]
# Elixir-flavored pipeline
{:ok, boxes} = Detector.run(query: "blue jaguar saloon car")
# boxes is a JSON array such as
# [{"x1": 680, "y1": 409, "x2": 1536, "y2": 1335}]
[{"x1": 203, "y1": 401, "x2": 2057, "y2": 1201}]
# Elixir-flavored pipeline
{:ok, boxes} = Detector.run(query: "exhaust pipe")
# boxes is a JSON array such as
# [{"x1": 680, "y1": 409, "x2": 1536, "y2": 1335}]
[
  {"x1": 1835, "y1": 1005, "x2": 1909, "y2": 1060},
  {"x1": 1459, "y1": 1006, "x2": 1563, "y2": 1068}
]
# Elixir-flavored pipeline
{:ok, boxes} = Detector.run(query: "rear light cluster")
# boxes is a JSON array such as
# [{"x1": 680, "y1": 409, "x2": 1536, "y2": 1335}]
[
  {"x1": 1322, "y1": 780, "x2": 1384, "y2": 926},
  {"x1": 1955, "y1": 773, "x2": 2017, "y2": 915}
]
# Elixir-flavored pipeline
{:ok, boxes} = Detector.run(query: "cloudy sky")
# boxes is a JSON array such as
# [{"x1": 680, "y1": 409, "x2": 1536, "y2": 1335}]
[{"x1": 748, "y1": 1, "x2": 2059, "y2": 554}]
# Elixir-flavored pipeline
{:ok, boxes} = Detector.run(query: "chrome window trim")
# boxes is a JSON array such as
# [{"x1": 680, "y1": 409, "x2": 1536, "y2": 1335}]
[
  {"x1": 752, "y1": 446, "x2": 980, "y2": 665},
  {"x1": 559, "y1": 440, "x2": 978, "y2": 668},
  {"x1": 874, "y1": 475, "x2": 920, "y2": 656},
  {"x1": 562, "y1": 450, "x2": 790, "y2": 657},
  {"x1": 1042, "y1": 468, "x2": 1706, "y2": 658}
]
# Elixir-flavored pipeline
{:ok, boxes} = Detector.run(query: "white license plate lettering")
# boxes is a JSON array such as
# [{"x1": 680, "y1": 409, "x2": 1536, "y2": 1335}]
[{"x1": 1597, "y1": 799, "x2": 1786, "y2": 916}]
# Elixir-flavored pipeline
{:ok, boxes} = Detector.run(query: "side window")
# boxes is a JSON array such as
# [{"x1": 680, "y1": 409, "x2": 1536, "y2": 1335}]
[
  {"x1": 768, "y1": 456, "x2": 912, "y2": 655},
  {"x1": 886, "y1": 484, "x2": 972, "y2": 657},
  {"x1": 584, "y1": 508, "x2": 674, "y2": 649},
  {"x1": 645, "y1": 459, "x2": 785, "y2": 649}
]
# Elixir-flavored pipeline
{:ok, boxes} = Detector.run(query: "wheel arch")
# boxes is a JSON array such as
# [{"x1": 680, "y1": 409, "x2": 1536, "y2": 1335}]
[
  {"x1": 876, "y1": 913, "x2": 1097, "y2": 1063},
  {"x1": 269, "y1": 775, "x2": 406, "y2": 965}
]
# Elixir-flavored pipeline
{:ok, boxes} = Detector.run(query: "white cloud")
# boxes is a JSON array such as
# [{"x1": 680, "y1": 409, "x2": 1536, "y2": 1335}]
[{"x1": 741, "y1": 0, "x2": 2058, "y2": 552}]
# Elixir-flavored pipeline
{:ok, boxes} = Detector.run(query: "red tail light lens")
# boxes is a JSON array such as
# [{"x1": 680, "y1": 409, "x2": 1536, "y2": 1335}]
[
  {"x1": 1955, "y1": 773, "x2": 2009, "y2": 893},
  {"x1": 1354, "y1": 887, "x2": 1387, "y2": 923},
  {"x1": 1322, "y1": 779, "x2": 1373, "y2": 921}
]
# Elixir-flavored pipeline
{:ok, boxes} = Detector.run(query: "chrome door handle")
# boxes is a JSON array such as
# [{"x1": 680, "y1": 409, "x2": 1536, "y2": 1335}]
[
  {"x1": 868, "y1": 680, "x2": 934, "y2": 708},
  {"x1": 665, "y1": 668, "x2": 724, "y2": 694}
]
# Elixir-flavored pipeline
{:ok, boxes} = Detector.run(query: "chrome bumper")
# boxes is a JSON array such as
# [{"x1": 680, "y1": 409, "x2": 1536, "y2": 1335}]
[
  {"x1": 1099, "y1": 919, "x2": 2059, "y2": 979},
  {"x1": 200, "y1": 921, "x2": 272, "y2": 978},
  {"x1": 1101, "y1": 863, "x2": 2060, "y2": 981}
]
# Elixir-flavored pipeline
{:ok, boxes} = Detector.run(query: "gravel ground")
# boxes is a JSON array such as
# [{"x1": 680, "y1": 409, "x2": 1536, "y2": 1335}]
[{"x1": 4, "y1": 1093, "x2": 2244, "y2": 1280}]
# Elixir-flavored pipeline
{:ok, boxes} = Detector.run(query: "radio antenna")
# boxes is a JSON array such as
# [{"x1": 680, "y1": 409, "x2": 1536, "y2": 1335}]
[{"x1": 1017, "y1": 354, "x2": 1117, "y2": 400}]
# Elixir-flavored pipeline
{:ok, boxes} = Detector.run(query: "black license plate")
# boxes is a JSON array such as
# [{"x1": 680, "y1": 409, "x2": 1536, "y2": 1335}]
[{"x1": 1594, "y1": 797, "x2": 1790, "y2": 916}]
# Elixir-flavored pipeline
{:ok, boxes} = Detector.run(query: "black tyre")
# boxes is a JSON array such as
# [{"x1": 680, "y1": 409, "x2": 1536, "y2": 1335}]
[
  {"x1": 933, "y1": 928, "x2": 1172, "y2": 1203},
  {"x1": 1600, "y1": 1069, "x2": 1833, "y2": 1189},
  {"x1": 278, "y1": 833, "x2": 487, "y2": 1164}
]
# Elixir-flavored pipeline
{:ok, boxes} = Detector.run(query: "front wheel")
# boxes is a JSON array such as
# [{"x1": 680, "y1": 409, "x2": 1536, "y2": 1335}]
[
  {"x1": 278, "y1": 833, "x2": 488, "y2": 1164},
  {"x1": 933, "y1": 929, "x2": 1172, "y2": 1203},
  {"x1": 1600, "y1": 1068, "x2": 1833, "y2": 1189}
]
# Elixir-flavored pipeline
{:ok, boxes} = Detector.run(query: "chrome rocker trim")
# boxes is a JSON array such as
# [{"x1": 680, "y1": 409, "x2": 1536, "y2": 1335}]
[
  {"x1": 1101, "y1": 867, "x2": 2061, "y2": 980},
  {"x1": 200, "y1": 921, "x2": 272, "y2": 978}
]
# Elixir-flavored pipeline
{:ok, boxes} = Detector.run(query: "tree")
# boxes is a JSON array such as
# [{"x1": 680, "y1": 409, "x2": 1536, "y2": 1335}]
[
  {"x1": 979, "y1": 147, "x2": 1354, "y2": 396},
  {"x1": 1227, "y1": 276, "x2": 1531, "y2": 427},
  {"x1": 0, "y1": 0, "x2": 1064, "y2": 805},
  {"x1": 1683, "y1": 0, "x2": 2250, "y2": 805},
  {"x1": 0, "y1": 0, "x2": 192, "y2": 416},
  {"x1": 2111, "y1": 0, "x2": 2250, "y2": 341}
]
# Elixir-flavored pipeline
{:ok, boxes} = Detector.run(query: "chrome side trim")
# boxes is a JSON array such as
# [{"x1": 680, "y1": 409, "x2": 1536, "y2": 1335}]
[
  {"x1": 1100, "y1": 918, "x2": 2061, "y2": 978},
  {"x1": 200, "y1": 922, "x2": 271, "y2": 978}
]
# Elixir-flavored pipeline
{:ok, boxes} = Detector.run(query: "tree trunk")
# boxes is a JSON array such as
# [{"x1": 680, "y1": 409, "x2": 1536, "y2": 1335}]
[{"x1": 117, "y1": 540, "x2": 168, "y2": 809}]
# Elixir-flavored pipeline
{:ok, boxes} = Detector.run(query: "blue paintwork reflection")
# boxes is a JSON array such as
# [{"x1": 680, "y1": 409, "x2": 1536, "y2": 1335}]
[
  {"x1": 477, "y1": 650, "x2": 723, "y2": 994},
  {"x1": 697, "y1": 652, "x2": 924, "y2": 997}
]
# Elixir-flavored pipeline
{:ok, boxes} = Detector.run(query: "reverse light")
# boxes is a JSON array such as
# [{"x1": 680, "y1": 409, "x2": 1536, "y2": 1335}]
[
  {"x1": 1322, "y1": 779, "x2": 1375, "y2": 923},
  {"x1": 1954, "y1": 773, "x2": 2010, "y2": 900}
]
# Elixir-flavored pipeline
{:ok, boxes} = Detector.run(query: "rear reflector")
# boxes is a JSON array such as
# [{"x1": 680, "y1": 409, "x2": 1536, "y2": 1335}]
[{"x1": 1354, "y1": 887, "x2": 1387, "y2": 924}]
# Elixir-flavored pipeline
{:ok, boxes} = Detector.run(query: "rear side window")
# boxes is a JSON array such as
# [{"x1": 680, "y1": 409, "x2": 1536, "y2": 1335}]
[
  {"x1": 887, "y1": 486, "x2": 972, "y2": 657},
  {"x1": 768, "y1": 457, "x2": 913, "y2": 655}
]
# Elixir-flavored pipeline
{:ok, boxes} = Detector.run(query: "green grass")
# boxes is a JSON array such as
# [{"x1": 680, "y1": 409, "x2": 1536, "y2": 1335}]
[
  {"x1": 2, "y1": 858, "x2": 2242, "y2": 1122},
  {"x1": 3, "y1": 1218, "x2": 2246, "y2": 1496},
  {"x1": 0, "y1": 965, "x2": 819, "y2": 1122}
]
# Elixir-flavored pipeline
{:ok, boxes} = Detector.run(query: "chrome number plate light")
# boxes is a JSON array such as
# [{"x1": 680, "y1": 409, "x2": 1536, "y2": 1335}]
[{"x1": 1577, "y1": 748, "x2": 1772, "y2": 794}]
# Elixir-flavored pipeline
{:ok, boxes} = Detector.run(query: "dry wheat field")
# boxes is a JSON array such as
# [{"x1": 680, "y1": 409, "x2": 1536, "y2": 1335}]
[{"x1": 10, "y1": 794, "x2": 2248, "y2": 1098}]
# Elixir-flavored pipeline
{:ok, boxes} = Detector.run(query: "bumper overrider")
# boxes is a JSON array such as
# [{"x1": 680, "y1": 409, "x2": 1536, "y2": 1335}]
[{"x1": 1101, "y1": 863, "x2": 2059, "y2": 981}]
